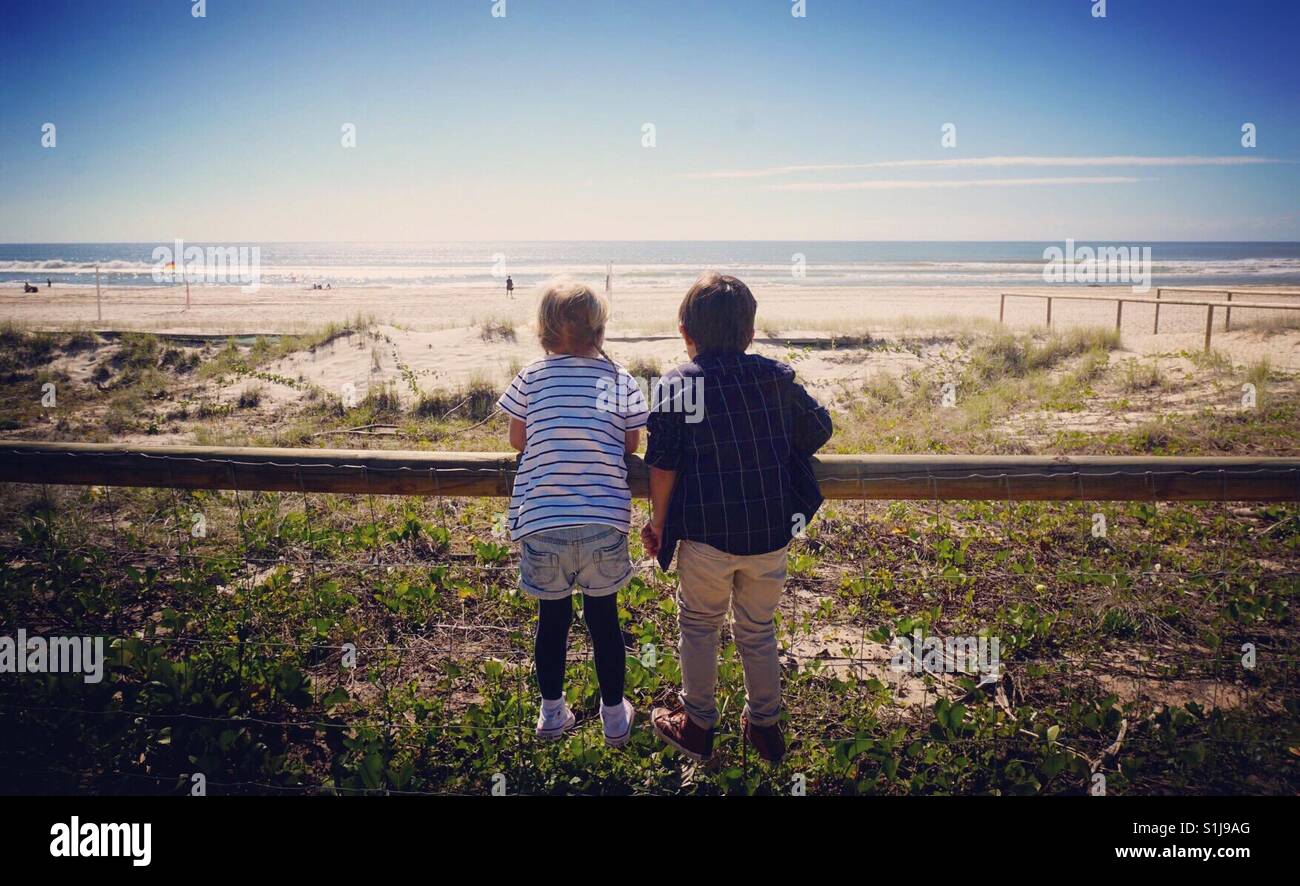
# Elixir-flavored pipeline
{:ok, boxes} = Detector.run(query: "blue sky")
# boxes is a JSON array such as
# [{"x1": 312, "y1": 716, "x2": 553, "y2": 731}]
[{"x1": 1, "y1": 0, "x2": 1297, "y2": 241}]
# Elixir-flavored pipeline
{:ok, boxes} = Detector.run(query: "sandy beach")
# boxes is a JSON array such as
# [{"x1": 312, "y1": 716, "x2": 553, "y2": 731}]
[
  {"x1": 4, "y1": 276, "x2": 1295, "y2": 445},
  {"x1": 8, "y1": 279, "x2": 1299, "y2": 336},
  {"x1": 9, "y1": 280, "x2": 1037, "y2": 335},
  {"x1": 5, "y1": 279, "x2": 1297, "y2": 420}
]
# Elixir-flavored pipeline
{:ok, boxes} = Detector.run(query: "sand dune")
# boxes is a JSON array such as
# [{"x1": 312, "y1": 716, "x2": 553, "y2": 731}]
[{"x1": 5, "y1": 282, "x2": 1298, "y2": 406}]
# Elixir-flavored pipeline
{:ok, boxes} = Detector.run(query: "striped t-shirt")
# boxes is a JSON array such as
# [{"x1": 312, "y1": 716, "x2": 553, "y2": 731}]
[{"x1": 498, "y1": 354, "x2": 649, "y2": 540}]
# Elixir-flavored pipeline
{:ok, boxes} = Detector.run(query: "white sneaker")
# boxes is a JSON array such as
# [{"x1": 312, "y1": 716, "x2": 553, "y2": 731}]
[
  {"x1": 536, "y1": 703, "x2": 576, "y2": 741},
  {"x1": 600, "y1": 698, "x2": 636, "y2": 748}
]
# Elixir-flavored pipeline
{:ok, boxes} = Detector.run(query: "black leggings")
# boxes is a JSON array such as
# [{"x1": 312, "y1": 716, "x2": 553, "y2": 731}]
[{"x1": 535, "y1": 594, "x2": 625, "y2": 706}]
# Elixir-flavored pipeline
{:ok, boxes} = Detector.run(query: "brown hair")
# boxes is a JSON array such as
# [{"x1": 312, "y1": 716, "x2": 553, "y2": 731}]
[
  {"x1": 678, "y1": 271, "x2": 756, "y2": 354},
  {"x1": 537, "y1": 278, "x2": 609, "y2": 355}
]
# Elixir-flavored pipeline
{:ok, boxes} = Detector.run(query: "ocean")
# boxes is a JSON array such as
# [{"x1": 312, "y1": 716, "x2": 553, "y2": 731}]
[{"x1": 3, "y1": 241, "x2": 1300, "y2": 291}]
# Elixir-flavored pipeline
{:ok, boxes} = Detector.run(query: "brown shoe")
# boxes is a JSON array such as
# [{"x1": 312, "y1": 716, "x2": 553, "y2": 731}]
[
  {"x1": 742, "y1": 711, "x2": 785, "y2": 764},
  {"x1": 652, "y1": 705, "x2": 714, "y2": 762}
]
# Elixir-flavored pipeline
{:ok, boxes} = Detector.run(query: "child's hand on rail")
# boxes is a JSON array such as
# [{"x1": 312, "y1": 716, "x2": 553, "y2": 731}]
[{"x1": 640, "y1": 522, "x2": 661, "y2": 558}]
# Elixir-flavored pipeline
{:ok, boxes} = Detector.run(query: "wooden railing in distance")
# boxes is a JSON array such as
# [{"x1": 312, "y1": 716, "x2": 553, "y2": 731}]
[
  {"x1": 1153, "y1": 287, "x2": 1300, "y2": 334},
  {"x1": 999, "y1": 288, "x2": 1300, "y2": 350},
  {"x1": 2, "y1": 442, "x2": 1299, "y2": 502},
  {"x1": 1153, "y1": 287, "x2": 1300, "y2": 299}
]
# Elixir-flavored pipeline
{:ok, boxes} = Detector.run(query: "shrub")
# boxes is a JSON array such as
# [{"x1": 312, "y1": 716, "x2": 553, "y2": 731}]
[
  {"x1": 863, "y1": 371, "x2": 904, "y2": 404},
  {"x1": 479, "y1": 319, "x2": 517, "y2": 342},
  {"x1": 414, "y1": 376, "x2": 499, "y2": 421},
  {"x1": 237, "y1": 385, "x2": 263, "y2": 409},
  {"x1": 1119, "y1": 359, "x2": 1165, "y2": 392},
  {"x1": 626, "y1": 356, "x2": 662, "y2": 380}
]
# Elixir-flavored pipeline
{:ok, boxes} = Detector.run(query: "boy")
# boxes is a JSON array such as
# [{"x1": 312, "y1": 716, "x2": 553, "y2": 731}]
[{"x1": 641, "y1": 272, "x2": 833, "y2": 763}]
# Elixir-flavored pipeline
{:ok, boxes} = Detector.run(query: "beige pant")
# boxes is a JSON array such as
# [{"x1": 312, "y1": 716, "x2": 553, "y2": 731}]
[{"x1": 675, "y1": 540, "x2": 788, "y2": 729}]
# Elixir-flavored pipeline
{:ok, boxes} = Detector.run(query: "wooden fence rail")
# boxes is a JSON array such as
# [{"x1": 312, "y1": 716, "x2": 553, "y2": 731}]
[
  {"x1": 1152, "y1": 287, "x2": 1300, "y2": 335},
  {"x1": 2, "y1": 442, "x2": 1299, "y2": 502},
  {"x1": 999, "y1": 288, "x2": 1300, "y2": 350}
]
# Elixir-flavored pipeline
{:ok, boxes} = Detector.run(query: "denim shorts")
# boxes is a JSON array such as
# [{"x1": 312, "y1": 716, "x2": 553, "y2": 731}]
[{"x1": 518, "y1": 523, "x2": 633, "y2": 600}]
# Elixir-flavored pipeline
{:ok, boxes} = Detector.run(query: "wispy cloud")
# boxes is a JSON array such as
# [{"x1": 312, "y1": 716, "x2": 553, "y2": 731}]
[
  {"x1": 686, "y1": 155, "x2": 1282, "y2": 180},
  {"x1": 768, "y1": 176, "x2": 1143, "y2": 191}
]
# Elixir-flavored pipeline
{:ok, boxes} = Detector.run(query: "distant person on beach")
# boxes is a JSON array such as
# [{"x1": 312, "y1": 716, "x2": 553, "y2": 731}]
[
  {"x1": 505, "y1": 276, "x2": 514, "y2": 299},
  {"x1": 47, "y1": 278, "x2": 52, "y2": 288}
]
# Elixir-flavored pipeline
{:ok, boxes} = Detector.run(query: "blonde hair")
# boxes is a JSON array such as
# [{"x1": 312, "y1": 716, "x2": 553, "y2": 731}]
[{"x1": 537, "y1": 278, "x2": 609, "y2": 356}]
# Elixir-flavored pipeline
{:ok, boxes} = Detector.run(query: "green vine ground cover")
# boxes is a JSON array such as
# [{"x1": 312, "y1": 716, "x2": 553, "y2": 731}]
[
  {"x1": 1, "y1": 484, "x2": 1295, "y2": 795},
  {"x1": 0, "y1": 323, "x2": 1297, "y2": 795}
]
